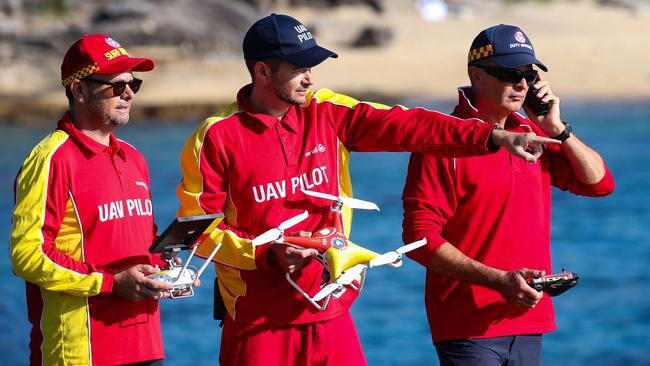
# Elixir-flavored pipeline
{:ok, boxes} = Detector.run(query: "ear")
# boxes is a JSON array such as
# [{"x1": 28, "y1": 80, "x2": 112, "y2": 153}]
[
  {"x1": 69, "y1": 79, "x2": 85, "y2": 102},
  {"x1": 254, "y1": 61, "x2": 271, "y2": 82},
  {"x1": 468, "y1": 65, "x2": 482, "y2": 83}
]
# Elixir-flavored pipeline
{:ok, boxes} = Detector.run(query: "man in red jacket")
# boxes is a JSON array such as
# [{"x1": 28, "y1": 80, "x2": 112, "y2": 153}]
[
  {"x1": 402, "y1": 24, "x2": 614, "y2": 365},
  {"x1": 177, "y1": 15, "x2": 559, "y2": 366},
  {"x1": 10, "y1": 34, "x2": 174, "y2": 365}
]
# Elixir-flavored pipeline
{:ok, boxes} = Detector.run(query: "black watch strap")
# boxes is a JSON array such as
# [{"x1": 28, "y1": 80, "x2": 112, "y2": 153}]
[
  {"x1": 553, "y1": 121, "x2": 572, "y2": 142},
  {"x1": 488, "y1": 125, "x2": 504, "y2": 151}
]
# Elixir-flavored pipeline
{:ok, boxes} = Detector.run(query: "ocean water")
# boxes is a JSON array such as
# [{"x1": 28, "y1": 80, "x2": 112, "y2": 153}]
[{"x1": 1, "y1": 100, "x2": 649, "y2": 365}]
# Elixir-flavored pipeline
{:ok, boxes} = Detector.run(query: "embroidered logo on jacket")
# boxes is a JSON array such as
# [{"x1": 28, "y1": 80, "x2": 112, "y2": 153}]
[
  {"x1": 304, "y1": 143, "x2": 326, "y2": 157},
  {"x1": 135, "y1": 181, "x2": 149, "y2": 191}
]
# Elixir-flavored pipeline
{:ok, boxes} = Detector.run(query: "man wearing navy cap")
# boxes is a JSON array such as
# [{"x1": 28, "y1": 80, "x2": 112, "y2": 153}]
[
  {"x1": 403, "y1": 24, "x2": 614, "y2": 365},
  {"x1": 11, "y1": 34, "x2": 175, "y2": 365},
  {"x1": 177, "y1": 15, "x2": 560, "y2": 366}
]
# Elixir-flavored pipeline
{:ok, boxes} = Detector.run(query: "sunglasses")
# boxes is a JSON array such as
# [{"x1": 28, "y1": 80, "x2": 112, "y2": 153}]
[
  {"x1": 83, "y1": 77, "x2": 143, "y2": 96},
  {"x1": 474, "y1": 64, "x2": 538, "y2": 85}
]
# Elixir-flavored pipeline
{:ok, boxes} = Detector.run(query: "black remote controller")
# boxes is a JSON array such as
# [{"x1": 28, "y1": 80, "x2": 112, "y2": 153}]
[{"x1": 527, "y1": 271, "x2": 579, "y2": 297}]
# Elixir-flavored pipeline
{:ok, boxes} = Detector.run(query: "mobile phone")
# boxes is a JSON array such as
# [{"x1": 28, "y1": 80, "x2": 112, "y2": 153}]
[{"x1": 524, "y1": 86, "x2": 549, "y2": 116}]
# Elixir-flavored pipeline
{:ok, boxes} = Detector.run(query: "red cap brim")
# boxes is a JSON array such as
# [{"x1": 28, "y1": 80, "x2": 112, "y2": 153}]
[{"x1": 97, "y1": 57, "x2": 155, "y2": 75}]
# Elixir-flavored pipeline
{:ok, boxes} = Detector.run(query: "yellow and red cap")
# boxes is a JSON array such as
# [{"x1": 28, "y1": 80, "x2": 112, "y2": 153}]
[{"x1": 61, "y1": 34, "x2": 154, "y2": 87}]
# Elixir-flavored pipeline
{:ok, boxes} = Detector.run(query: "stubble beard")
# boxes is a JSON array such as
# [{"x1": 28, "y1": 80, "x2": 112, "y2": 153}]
[
  {"x1": 272, "y1": 82, "x2": 305, "y2": 106},
  {"x1": 87, "y1": 98, "x2": 130, "y2": 126}
]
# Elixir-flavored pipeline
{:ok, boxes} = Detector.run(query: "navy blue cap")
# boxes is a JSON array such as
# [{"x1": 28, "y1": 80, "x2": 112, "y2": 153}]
[
  {"x1": 468, "y1": 24, "x2": 547, "y2": 72},
  {"x1": 243, "y1": 13, "x2": 338, "y2": 68}
]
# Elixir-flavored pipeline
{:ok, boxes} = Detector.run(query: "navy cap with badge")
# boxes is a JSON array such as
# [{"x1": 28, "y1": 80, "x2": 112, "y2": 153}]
[
  {"x1": 468, "y1": 24, "x2": 547, "y2": 72},
  {"x1": 243, "y1": 13, "x2": 338, "y2": 68}
]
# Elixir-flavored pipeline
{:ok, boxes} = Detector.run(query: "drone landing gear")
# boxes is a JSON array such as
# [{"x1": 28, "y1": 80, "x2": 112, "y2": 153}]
[{"x1": 285, "y1": 269, "x2": 367, "y2": 311}]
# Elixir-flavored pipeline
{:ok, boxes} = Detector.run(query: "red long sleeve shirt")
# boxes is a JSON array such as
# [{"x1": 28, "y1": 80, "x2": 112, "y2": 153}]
[
  {"x1": 10, "y1": 113, "x2": 164, "y2": 365},
  {"x1": 177, "y1": 85, "x2": 499, "y2": 326},
  {"x1": 402, "y1": 87, "x2": 614, "y2": 342}
]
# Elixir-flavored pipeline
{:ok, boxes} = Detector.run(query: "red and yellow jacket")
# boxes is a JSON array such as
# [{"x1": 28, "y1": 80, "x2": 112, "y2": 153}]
[
  {"x1": 177, "y1": 85, "x2": 498, "y2": 325},
  {"x1": 10, "y1": 113, "x2": 164, "y2": 365},
  {"x1": 403, "y1": 87, "x2": 615, "y2": 342}
]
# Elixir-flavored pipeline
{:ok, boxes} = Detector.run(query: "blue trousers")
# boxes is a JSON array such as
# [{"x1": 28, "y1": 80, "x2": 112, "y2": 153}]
[{"x1": 435, "y1": 335, "x2": 542, "y2": 366}]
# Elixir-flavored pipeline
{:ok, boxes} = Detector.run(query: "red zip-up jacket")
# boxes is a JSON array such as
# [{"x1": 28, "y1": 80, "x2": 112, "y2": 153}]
[
  {"x1": 403, "y1": 87, "x2": 614, "y2": 342},
  {"x1": 177, "y1": 85, "x2": 500, "y2": 326},
  {"x1": 10, "y1": 113, "x2": 164, "y2": 365}
]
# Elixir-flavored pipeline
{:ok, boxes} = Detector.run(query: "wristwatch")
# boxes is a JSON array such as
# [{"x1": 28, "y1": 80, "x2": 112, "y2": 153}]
[
  {"x1": 553, "y1": 121, "x2": 572, "y2": 142},
  {"x1": 488, "y1": 125, "x2": 504, "y2": 151}
]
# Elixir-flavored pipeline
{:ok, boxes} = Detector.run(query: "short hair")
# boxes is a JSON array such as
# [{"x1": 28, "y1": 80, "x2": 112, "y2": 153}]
[
  {"x1": 245, "y1": 58, "x2": 284, "y2": 82},
  {"x1": 468, "y1": 58, "x2": 496, "y2": 68},
  {"x1": 468, "y1": 59, "x2": 497, "y2": 88}
]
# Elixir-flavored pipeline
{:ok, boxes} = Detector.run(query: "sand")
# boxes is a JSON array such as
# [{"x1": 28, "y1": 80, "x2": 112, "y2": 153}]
[{"x1": 2, "y1": 0, "x2": 649, "y2": 122}]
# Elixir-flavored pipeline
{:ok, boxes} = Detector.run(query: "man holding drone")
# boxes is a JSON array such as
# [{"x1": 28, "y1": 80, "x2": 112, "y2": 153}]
[{"x1": 176, "y1": 14, "x2": 559, "y2": 366}]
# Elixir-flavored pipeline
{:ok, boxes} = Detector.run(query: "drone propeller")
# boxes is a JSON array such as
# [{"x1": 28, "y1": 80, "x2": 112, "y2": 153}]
[
  {"x1": 302, "y1": 190, "x2": 380, "y2": 211},
  {"x1": 313, "y1": 264, "x2": 367, "y2": 301},
  {"x1": 368, "y1": 238, "x2": 427, "y2": 268},
  {"x1": 251, "y1": 210, "x2": 309, "y2": 247}
]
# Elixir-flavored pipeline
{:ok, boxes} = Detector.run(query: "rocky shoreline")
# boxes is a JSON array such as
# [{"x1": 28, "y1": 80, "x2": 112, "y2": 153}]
[{"x1": 2, "y1": 0, "x2": 649, "y2": 123}]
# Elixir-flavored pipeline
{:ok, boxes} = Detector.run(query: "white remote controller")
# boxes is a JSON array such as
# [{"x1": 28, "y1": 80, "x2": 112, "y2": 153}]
[
  {"x1": 147, "y1": 242, "x2": 222, "y2": 299},
  {"x1": 148, "y1": 267, "x2": 197, "y2": 297}
]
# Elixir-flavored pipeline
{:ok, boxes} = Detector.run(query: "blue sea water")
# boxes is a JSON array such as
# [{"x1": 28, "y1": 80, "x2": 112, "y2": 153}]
[{"x1": 1, "y1": 100, "x2": 649, "y2": 365}]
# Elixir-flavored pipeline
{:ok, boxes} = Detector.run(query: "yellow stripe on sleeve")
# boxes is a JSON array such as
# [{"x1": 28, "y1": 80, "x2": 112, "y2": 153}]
[
  {"x1": 41, "y1": 290, "x2": 91, "y2": 365},
  {"x1": 311, "y1": 88, "x2": 395, "y2": 111},
  {"x1": 337, "y1": 141, "x2": 354, "y2": 238},
  {"x1": 310, "y1": 89, "x2": 378, "y2": 236},
  {"x1": 178, "y1": 102, "x2": 258, "y2": 270},
  {"x1": 216, "y1": 264, "x2": 247, "y2": 320},
  {"x1": 10, "y1": 130, "x2": 104, "y2": 296},
  {"x1": 177, "y1": 102, "x2": 240, "y2": 217}
]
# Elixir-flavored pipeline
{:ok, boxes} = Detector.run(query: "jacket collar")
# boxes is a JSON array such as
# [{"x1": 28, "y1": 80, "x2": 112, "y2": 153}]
[
  {"x1": 236, "y1": 84, "x2": 300, "y2": 133},
  {"x1": 57, "y1": 112, "x2": 125, "y2": 160}
]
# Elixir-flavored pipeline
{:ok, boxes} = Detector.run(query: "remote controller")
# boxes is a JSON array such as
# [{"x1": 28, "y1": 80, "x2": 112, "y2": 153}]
[
  {"x1": 146, "y1": 214, "x2": 224, "y2": 299},
  {"x1": 527, "y1": 271, "x2": 579, "y2": 297},
  {"x1": 147, "y1": 242, "x2": 222, "y2": 299},
  {"x1": 148, "y1": 267, "x2": 198, "y2": 298}
]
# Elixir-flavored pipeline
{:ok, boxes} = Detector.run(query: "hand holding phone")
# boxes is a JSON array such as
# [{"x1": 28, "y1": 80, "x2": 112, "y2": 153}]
[
  {"x1": 524, "y1": 86, "x2": 550, "y2": 116},
  {"x1": 524, "y1": 85, "x2": 549, "y2": 116}
]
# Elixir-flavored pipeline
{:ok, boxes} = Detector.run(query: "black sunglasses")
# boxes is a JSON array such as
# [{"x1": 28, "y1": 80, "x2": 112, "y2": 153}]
[
  {"x1": 83, "y1": 77, "x2": 143, "y2": 96},
  {"x1": 474, "y1": 64, "x2": 538, "y2": 85}
]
